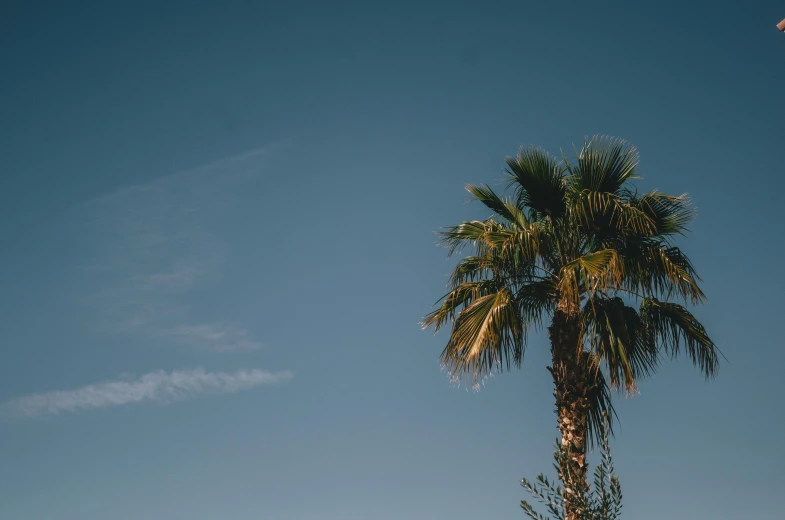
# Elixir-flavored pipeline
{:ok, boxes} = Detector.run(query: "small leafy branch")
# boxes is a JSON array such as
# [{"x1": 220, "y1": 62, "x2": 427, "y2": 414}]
[{"x1": 521, "y1": 414, "x2": 622, "y2": 520}]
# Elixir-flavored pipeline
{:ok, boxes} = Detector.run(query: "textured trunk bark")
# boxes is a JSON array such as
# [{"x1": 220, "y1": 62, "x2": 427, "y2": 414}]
[{"x1": 548, "y1": 308, "x2": 590, "y2": 520}]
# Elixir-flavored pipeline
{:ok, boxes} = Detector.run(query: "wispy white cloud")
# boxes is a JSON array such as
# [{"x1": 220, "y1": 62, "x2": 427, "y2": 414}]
[
  {"x1": 164, "y1": 323, "x2": 262, "y2": 353},
  {"x1": 70, "y1": 146, "x2": 275, "y2": 352},
  {"x1": 2, "y1": 368, "x2": 293, "y2": 419}
]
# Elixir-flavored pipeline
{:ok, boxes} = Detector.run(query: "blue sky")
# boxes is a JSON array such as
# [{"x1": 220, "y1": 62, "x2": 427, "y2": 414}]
[{"x1": 1, "y1": 1, "x2": 784, "y2": 518}]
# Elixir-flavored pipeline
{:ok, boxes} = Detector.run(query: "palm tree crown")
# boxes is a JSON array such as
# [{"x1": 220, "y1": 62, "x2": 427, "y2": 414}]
[{"x1": 422, "y1": 136, "x2": 720, "y2": 442}]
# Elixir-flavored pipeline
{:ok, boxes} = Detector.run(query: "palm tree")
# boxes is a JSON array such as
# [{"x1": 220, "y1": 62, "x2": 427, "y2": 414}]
[{"x1": 422, "y1": 136, "x2": 720, "y2": 520}]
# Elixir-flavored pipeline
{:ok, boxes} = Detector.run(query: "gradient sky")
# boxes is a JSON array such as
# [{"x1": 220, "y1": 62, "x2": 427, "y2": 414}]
[{"x1": 2, "y1": 1, "x2": 784, "y2": 519}]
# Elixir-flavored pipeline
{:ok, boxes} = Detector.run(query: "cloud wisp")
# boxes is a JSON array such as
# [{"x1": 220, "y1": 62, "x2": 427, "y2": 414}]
[
  {"x1": 71, "y1": 145, "x2": 274, "y2": 352},
  {"x1": 2, "y1": 368, "x2": 293, "y2": 419},
  {"x1": 165, "y1": 323, "x2": 262, "y2": 353}
]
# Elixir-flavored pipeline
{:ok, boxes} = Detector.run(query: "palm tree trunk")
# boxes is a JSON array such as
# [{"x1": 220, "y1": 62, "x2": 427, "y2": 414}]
[{"x1": 548, "y1": 308, "x2": 591, "y2": 520}]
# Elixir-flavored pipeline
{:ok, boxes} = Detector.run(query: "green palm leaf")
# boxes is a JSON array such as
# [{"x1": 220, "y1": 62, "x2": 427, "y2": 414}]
[
  {"x1": 559, "y1": 249, "x2": 623, "y2": 306},
  {"x1": 516, "y1": 279, "x2": 557, "y2": 327},
  {"x1": 621, "y1": 240, "x2": 705, "y2": 303},
  {"x1": 582, "y1": 297, "x2": 659, "y2": 392},
  {"x1": 567, "y1": 136, "x2": 640, "y2": 195},
  {"x1": 639, "y1": 299, "x2": 721, "y2": 378},
  {"x1": 439, "y1": 287, "x2": 525, "y2": 379},
  {"x1": 466, "y1": 183, "x2": 531, "y2": 229},
  {"x1": 422, "y1": 280, "x2": 500, "y2": 332},
  {"x1": 438, "y1": 219, "x2": 501, "y2": 256},
  {"x1": 632, "y1": 190, "x2": 694, "y2": 238},
  {"x1": 505, "y1": 146, "x2": 566, "y2": 219},
  {"x1": 570, "y1": 189, "x2": 655, "y2": 237}
]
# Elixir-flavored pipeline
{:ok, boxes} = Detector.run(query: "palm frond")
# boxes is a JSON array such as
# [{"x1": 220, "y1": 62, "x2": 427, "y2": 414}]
[
  {"x1": 447, "y1": 255, "x2": 489, "y2": 286},
  {"x1": 439, "y1": 287, "x2": 526, "y2": 380},
  {"x1": 438, "y1": 219, "x2": 503, "y2": 256},
  {"x1": 639, "y1": 299, "x2": 720, "y2": 378},
  {"x1": 421, "y1": 280, "x2": 500, "y2": 332},
  {"x1": 505, "y1": 146, "x2": 566, "y2": 219},
  {"x1": 570, "y1": 189, "x2": 656, "y2": 237},
  {"x1": 559, "y1": 249, "x2": 624, "y2": 306},
  {"x1": 440, "y1": 218, "x2": 547, "y2": 285},
  {"x1": 466, "y1": 183, "x2": 530, "y2": 229},
  {"x1": 621, "y1": 240, "x2": 705, "y2": 304},
  {"x1": 632, "y1": 190, "x2": 695, "y2": 238},
  {"x1": 517, "y1": 279, "x2": 558, "y2": 328},
  {"x1": 567, "y1": 136, "x2": 640, "y2": 195},
  {"x1": 581, "y1": 297, "x2": 659, "y2": 392},
  {"x1": 483, "y1": 226, "x2": 544, "y2": 271},
  {"x1": 585, "y1": 362, "x2": 617, "y2": 449}
]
